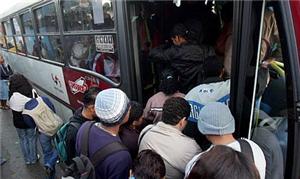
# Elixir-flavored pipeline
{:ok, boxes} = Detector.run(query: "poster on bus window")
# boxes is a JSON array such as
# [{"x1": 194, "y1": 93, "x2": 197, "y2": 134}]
[{"x1": 95, "y1": 35, "x2": 115, "y2": 53}]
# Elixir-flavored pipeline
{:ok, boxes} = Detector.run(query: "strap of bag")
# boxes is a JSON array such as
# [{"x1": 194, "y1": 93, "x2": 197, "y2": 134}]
[
  {"x1": 81, "y1": 122, "x2": 96, "y2": 156},
  {"x1": 69, "y1": 121, "x2": 82, "y2": 130},
  {"x1": 138, "y1": 125, "x2": 154, "y2": 145},
  {"x1": 32, "y1": 89, "x2": 39, "y2": 98},
  {"x1": 91, "y1": 141, "x2": 127, "y2": 167},
  {"x1": 237, "y1": 138, "x2": 255, "y2": 163}
]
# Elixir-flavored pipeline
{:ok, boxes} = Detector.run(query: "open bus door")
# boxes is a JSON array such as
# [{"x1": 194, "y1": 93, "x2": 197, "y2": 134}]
[{"x1": 231, "y1": 1, "x2": 300, "y2": 178}]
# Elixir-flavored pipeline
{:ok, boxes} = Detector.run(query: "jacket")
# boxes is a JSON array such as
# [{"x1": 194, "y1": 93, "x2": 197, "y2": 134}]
[
  {"x1": 139, "y1": 122, "x2": 201, "y2": 179},
  {"x1": 149, "y1": 42, "x2": 215, "y2": 93}
]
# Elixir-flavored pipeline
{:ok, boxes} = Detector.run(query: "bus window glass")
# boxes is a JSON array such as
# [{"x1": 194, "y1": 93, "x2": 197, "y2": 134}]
[
  {"x1": 4, "y1": 21, "x2": 13, "y2": 36},
  {"x1": 61, "y1": 0, "x2": 114, "y2": 31},
  {"x1": 35, "y1": 3, "x2": 59, "y2": 33},
  {"x1": 24, "y1": 36, "x2": 36, "y2": 56},
  {"x1": 0, "y1": 24, "x2": 5, "y2": 48},
  {"x1": 21, "y1": 13, "x2": 34, "y2": 34},
  {"x1": 12, "y1": 18, "x2": 21, "y2": 35},
  {"x1": 250, "y1": 6, "x2": 287, "y2": 178},
  {"x1": 64, "y1": 35, "x2": 120, "y2": 82},
  {"x1": 6, "y1": 36, "x2": 16, "y2": 52},
  {"x1": 38, "y1": 35, "x2": 63, "y2": 62},
  {"x1": 15, "y1": 36, "x2": 25, "y2": 53}
]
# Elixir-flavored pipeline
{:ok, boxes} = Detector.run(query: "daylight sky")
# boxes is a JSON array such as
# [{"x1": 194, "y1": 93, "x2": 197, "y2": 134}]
[{"x1": 0, "y1": 0, "x2": 40, "y2": 18}]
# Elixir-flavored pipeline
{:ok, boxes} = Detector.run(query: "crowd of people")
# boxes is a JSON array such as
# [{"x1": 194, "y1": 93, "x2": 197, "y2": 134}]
[{"x1": 0, "y1": 3, "x2": 285, "y2": 178}]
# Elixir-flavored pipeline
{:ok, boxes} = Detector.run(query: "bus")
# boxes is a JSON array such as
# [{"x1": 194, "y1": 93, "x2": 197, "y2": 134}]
[{"x1": 0, "y1": 0, "x2": 299, "y2": 178}]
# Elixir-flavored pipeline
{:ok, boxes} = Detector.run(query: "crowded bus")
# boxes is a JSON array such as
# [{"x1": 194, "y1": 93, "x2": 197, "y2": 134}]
[{"x1": 0, "y1": 0, "x2": 299, "y2": 178}]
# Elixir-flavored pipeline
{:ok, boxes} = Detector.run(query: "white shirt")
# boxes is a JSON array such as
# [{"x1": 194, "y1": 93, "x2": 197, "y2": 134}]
[{"x1": 185, "y1": 138, "x2": 266, "y2": 179}]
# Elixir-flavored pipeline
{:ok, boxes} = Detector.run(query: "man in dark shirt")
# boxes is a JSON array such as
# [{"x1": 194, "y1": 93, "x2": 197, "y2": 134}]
[
  {"x1": 65, "y1": 87, "x2": 101, "y2": 164},
  {"x1": 76, "y1": 88, "x2": 132, "y2": 179}
]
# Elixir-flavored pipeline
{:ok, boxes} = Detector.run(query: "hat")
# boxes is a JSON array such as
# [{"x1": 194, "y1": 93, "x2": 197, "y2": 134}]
[
  {"x1": 95, "y1": 88, "x2": 130, "y2": 125},
  {"x1": 197, "y1": 102, "x2": 235, "y2": 135}
]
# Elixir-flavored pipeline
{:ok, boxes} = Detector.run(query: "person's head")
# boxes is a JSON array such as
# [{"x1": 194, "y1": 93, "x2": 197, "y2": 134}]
[
  {"x1": 132, "y1": 150, "x2": 166, "y2": 179},
  {"x1": 9, "y1": 74, "x2": 33, "y2": 98},
  {"x1": 184, "y1": 19, "x2": 204, "y2": 44},
  {"x1": 170, "y1": 23, "x2": 188, "y2": 46},
  {"x1": 159, "y1": 67, "x2": 181, "y2": 95},
  {"x1": 203, "y1": 56, "x2": 224, "y2": 79},
  {"x1": 162, "y1": 97, "x2": 190, "y2": 130},
  {"x1": 186, "y1": 145, "x2": 260, "y2": 179},
  {"x1": 94, "y1": 88, "x2": 130, "y2": 127},
  {"x1": 197, "y1": 102, "x2": 235, "y2": 138},
  {"x1": 123, "y1": 101, "x2": 144, "y2": 129},
  {"x1": 82, "y1": 87, "x2": 101, "y2": 118}
]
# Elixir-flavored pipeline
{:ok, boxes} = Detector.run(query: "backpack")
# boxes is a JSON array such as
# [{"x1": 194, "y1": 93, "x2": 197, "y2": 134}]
[
  {"x1": 23, "y1": 96, "x2": 63, "y2": 136},
  {"x1": 237, "y1": 138, "x2": 254, "y2": 163},
  {"x1": 62, "y1": 121, "x2": 127, "y2": 179},
  {"x1": 54, "y1": 121, "x2": 81, "y2": 162}
]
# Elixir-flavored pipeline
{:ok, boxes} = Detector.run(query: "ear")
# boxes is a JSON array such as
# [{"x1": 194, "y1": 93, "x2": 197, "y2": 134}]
[{"x1": 179, "y1": 117, "x2": 187, "y2": 126}]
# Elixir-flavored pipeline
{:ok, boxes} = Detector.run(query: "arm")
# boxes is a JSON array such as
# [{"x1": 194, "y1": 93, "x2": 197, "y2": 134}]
[{"x1": 148, "y1": 44, "x2": 178, "y2": 62}]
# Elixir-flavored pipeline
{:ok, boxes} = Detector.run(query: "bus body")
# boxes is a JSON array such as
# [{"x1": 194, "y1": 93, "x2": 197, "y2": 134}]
[{"x1": 1, "y1": 0, "x2": 299, "y2": 178}]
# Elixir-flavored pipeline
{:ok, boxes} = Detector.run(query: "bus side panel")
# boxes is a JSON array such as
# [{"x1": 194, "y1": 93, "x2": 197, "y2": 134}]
[
  {"x1": 63, "y1": 68, "x2": 111, "y2": 109},
  {"x1": 2, "y1": 52, "x2": 70, "y2": 104}
]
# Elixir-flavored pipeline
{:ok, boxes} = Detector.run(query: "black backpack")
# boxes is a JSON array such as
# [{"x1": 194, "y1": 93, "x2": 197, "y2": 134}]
[
  {"x1": 237, "y1": 138, "x2": 255, "y2": 163},
  {"x1": 62, "y1": 121, "x2": 127, "y2": 179}
]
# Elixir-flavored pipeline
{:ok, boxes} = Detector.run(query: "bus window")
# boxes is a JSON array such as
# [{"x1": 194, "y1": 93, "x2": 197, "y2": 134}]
[
  {"x1": 0, "y1": 24, "x2": 5, "y2": 48},
  {"x1": 21, "y1": 12, "x2": 34, "y2": 34},
  {"x1": 249, "y1": 5, "x2": 287, "y2": 179},
  {"x1": 20, "y1": 12, "x2": 37, "y2": 56},
  {"x1": 38, "y1": 35, "x2": 62, "y2": 62},
  {"x1": 34, "y1": 3, "x2": 58, "y2": 33},
  {"x1": 61, "y1": 0, "x2": 114, "y2": 31},
  {"x1": 12, "y1": 18, "x2": 26, "y2": 54},
  {"x1": 64, "y1": 34, "x2": 120, "y2": 82},
  {"x1": 3, "y1": 20, "x2": 16, "y2": 52}
]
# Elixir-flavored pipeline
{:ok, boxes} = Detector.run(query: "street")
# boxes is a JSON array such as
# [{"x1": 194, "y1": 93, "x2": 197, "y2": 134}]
[{"x1": 0, "y1": 109, "x2": 48, "y2": 179}]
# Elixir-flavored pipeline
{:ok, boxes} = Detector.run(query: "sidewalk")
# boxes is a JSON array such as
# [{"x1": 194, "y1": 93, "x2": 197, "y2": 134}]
[{"x1": 0, "y1": 109, "x2": 47, "y2": 179}]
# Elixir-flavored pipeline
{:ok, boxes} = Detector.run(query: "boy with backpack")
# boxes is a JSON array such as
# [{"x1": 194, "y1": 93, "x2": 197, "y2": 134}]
[
  {"x1": 75, "y1": 88, "x2": 132, "y2": 179},
  {"x1": 184, "y1": 102, "x2": 266, "y2": 179},
  {"x1": 56, "y1": 87, "x2": 101, "y2": 164}
]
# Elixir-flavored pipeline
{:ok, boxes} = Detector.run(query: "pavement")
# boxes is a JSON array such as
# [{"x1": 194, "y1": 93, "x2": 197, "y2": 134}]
[{"x1": 0, "y1": 109, "x2": 50, "y2": 179}]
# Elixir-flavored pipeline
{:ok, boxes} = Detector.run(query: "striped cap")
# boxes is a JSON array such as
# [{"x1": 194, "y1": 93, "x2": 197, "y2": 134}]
[{"x1": 95, "y1": 88, "x2": 130, "y2": 125}]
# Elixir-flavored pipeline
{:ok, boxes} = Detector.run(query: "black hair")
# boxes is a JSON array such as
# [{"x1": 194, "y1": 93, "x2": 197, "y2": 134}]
[
  {"x1": 184, "y1": 19, "x2": 204, "y2": 44},
  {"x1": 159, "y1": 67, "x2": 181, "y2": 95},
  {"x1": 170, "y1": 23, "x2": 188, "y2": 39},
  {"x1": 82, "y1": 87, "x2": 101, "y2": 107},
  {"x1": 162, "y1": 97, "x2": 190, "y2": 125},
  {"x1": 9, "y1": 74, "x2": 33, "y2": 98},
  {"x1": 187, "y1": 145, "x2": 260, "y2": 179},
  {"x1": 123, "y1": 101, "x2": 143, "y2": 127},
  {"x1": 132, "y1": 150, "x2": 166, "y2": 179},
  {"x1": 203, "y1": 56, "x2": 224, "y2": 78}
]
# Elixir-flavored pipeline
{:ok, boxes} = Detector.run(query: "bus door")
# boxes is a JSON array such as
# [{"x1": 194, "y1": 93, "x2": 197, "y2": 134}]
[{"x1": 231, "y1": 1, "x2": 300, "y2": 178}]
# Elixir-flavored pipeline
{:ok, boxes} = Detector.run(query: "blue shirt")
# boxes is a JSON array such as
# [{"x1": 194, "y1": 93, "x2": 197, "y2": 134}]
[{"x1": 76, "y1": 121, "x2": 132, "y2": 179}]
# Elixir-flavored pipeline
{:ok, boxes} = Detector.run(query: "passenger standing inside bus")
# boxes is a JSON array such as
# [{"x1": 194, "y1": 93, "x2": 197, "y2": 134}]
[
  {"x1": 149, "y1": 23, "x2": 215, "y2": 93},
  {"x1": 64, "y1": 87, "x2": 101, "y2": 164},
  {"x1": 8, "y1": 74, "x2": 38, "y2": 165},
  {"x1": 185, "y1": 102, "x2": 266, "y2": 179},
  {"x1": 0, "y1": 54, "x2": 12, "y2": 110},
  {"x1": 143, "y1": 67, "x2": 184, "y2": 123}
]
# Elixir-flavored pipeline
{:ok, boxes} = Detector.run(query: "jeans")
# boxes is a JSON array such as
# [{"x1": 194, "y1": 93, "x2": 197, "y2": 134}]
[
  {"x1": 39, "y1": 133, "x2": 58, "y2": 170},
  {"x1": 16, "y1": 128, "x2": 38, "y2": 163}
]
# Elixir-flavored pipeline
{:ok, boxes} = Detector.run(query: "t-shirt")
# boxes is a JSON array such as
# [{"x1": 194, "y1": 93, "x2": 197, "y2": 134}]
[
  {"x1": 185, "y1": 139, "x2": 266, "y2": 179},
  {"x1": 76, "y1": 122, "x2": 132, "y2": 179}
]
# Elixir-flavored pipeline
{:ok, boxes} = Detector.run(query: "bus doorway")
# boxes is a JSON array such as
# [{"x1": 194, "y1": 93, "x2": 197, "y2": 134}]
[{"x1": 127, "y1": 0, "x2": 223, "y2": 105}]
